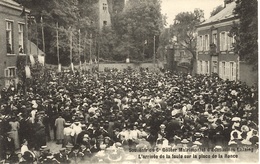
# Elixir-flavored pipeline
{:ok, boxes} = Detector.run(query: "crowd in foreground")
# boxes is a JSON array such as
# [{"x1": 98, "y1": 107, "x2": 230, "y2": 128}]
[{"x1": 0, "y1": 67, "x2": 258, "y2": 163}]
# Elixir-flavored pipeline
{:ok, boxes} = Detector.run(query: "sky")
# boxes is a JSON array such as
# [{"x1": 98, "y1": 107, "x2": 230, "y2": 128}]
[{"x1": 161, "y1": 0, "x2": 224, "y2": 27}]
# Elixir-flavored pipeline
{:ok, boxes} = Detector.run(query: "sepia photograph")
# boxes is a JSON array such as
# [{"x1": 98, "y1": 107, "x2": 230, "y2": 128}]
[{"x1": 0, "y1": 0, "x2": 258, "y2": 163}]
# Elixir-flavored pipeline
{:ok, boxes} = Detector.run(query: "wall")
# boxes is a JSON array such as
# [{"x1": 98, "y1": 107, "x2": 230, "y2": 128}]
[
  {"x1": 239, "y1": 62, "x2": 258, "y2": 86},
  {"x1": 47, "y1": 62, "x2": 164, "y2": 72},
  {"x1": 0, "y1": 2, "x2": 27, "y2": 88},
  {"x1": 98, "y1": 62, "x2": 164, "y2": 71}
]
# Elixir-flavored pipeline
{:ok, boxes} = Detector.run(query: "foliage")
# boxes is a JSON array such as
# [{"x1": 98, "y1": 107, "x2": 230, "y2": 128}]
[
  {"x1": 15, "y1": 0, "x2": 98, "y2": 66},
  {"x1": 210, "y1": 5, "x2": 224, "y2": 17},
  {"x1": 169, "y1": 9, "x2": 204, "y2": 73},
  {"x1": 230, "y1": 0, "x2": 258, "y2": 70},
  {"x1": 112, "y1": 0, "x2": 166, "y2": 60}
]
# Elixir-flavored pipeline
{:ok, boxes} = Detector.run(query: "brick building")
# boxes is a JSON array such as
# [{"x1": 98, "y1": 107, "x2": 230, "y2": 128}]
[
  {"x1": 196, "y1": 0, "x2": 257, "y2": 85},
  {"x1": 0, "y1": 0, "x2": 29, "y2": 88}
]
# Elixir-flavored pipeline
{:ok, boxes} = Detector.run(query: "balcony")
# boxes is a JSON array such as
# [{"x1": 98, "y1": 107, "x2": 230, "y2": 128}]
[{"x1": 209, "y1": 43, "x2": 219, "y2": 56}]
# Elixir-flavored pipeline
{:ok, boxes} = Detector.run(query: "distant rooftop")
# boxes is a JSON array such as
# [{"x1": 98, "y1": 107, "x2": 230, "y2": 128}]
[
  {"x1": 199, "y1": 1, "x2": 237, "y2": 26},
  {"x1": 0, "y1": 0, "x2": 30, "y2": 13},
  {"x1": 2, "y1": 0, "x2": 21, "y2": 7}
]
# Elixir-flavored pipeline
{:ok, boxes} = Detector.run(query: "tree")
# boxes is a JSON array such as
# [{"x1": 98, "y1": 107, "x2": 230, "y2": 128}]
[
  {"x1": 210, "y1": 5, "x2": 224, "y2": 17},
  {"x1": 170, "y1": 9, "x2": 204, "y2": 74},
  {"x1": 230, "y1": 0, "x2": 258, "y2": 70},
  {"x1": 15, "y1": 0, "x2": 98, "y2": 65},
  {"x1": 113, "y1": 0, "x2": 165, "y2": 61}
]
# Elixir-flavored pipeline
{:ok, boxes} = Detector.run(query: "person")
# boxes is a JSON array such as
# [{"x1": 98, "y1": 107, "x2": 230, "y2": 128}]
[
  {"x1": 54, "y1": 148, "x2": 70, "y2": 163},
  {"x1": 55, "y1": 115, "x2": 65, "y2": 144},
  {"x1": 19, "y1": 45, "x2": 23, "y2": 53},
  {"x1": 3, "y1": 132, "x2": 15, "y2": 161},
  {"x1": 8, "y1": 116, "x2": 20, "y2": 149},
  {"x1": 63, "y1": 122, "x2": 73, "y2": 147},
  {"x1": 21, "y1": 139, "x2": 29, "y2": 155}
]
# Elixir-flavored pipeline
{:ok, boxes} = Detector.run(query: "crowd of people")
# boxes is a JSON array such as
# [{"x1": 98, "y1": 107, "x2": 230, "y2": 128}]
[{"x1": 0, "y1": 67, "x2": 258, "y2": 163}]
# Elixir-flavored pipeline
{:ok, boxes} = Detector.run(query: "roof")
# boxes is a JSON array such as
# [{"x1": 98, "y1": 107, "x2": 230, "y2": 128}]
[
  {"x1": 0, "y1": 0, "x2": 30, "y2": 13},
  {"x1": 199, "y1": 1, "x2": 237, "y2": 27},
  {"x1": 2, "y1": 0, "x2": 21, "y2": 6}
]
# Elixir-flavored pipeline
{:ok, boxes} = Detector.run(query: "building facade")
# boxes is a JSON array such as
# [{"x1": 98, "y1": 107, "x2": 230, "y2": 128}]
[
  {"x1": 98, "y1": 0, "x2": 111, "y2": 30},
  {"x1": 196, "y1": 1, "x2": 238, "y2": 81},
  {"x1": 196, "y1": 0, "x2": 257, "y2": 85},
  {"x1": 0, "y1": 0, "x2": 29, "y2": 88}
]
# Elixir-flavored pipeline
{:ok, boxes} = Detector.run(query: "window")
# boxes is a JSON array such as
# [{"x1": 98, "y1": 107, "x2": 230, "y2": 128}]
[
  {"x1": 205, "y1": 35, "x2": 209, "y2": 51},
  {"x1": 230, "y1": 62, "x2": 237, "y2": 81},
  {"x1": 205, "y1": 61, "x2": 210, "y2": 74},
  {"x1": 225, "y1": 62, "x2": 230, "y2": 80},
  {"x1": 197, "y1": 60, "x2": 203, "y2": 74},
  {"x1": 4, "y1": 67, "x2": 16, "y2": 88},
  {"x1": 198, "y1": 35, "x2": 203, "y2": 51},
  {"x1": 103, "y1": 21, "x2": 107, "y2": 26},
  {"x1": 200, "y1": 60, "x2": 203, "y2": 74},
  {"x1": 6, "y1": 21, "x2": 14, "y2": 54},
  {"x1": 220, "y1": 32, "x2": 226, "y2": 51},
  {"x1": 212, "y1": 33, "x2": 217, "y2": 45},
  {"x1": 211, "y1": 33, "x2": 218, "y2": 52},
  {"x1": 103, "y1": 3, "x2": 107, "y2": 11},
  {"x1": 219, "y1": 61, "x2": 226, "y2": 79},
  {"x1": 18, "y1": 23, "x2": 25, "y2": 54},
  {"x1": 212, "y1": 61, "x2": 217, "y2": 73},
  {"x1": 4, "y1": 67, "x2": 16, "y2": 78}
]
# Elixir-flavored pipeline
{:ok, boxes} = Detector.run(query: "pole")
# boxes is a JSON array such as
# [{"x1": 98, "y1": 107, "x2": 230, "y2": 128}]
[
  {"x1": 78, "y1": 29, "x2": 81, "y2": 71},
  {"x1": 24, "y1": 12, "x2": 28, "y2": 95},
  {"x1": 56, "y1": 22, "x2": 59, "y2": 65},
  {"x1": 36, "y1": 21, "x2": 39, "y2": 57},
  {"x1": 25, "y1": 14, "x2": 28, "y2": 66},
  {"x1": 153, "y1": 35, "x2": 156, "y2": 67},
  {"x1": 83, "y1": 33, "x2": 86, "y2": 71},
  {"x1": 90, "y1": 33, "x2": 92, "y2": 72},
  {"x1": 70, "y1": 28, "x2": 72, "y2": 64},
  {"x1": 97, "y1": 33, "x2": 100, "y2": 72},
  {"x1": 41, "y1": 16, "x2": 45, "y2": 65}
]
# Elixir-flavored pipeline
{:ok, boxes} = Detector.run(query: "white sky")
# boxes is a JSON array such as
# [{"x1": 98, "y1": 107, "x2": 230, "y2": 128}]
[{"x1": 161, "y1": 0, "x2": 224, "y2": 27}]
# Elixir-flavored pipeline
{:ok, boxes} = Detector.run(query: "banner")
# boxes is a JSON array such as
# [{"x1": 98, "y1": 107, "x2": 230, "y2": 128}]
[
  {"x1": 30, "y1": 55, "x2": 35, "y2": 66},
  {"x1": 25, "y1": 65, "x2": 31, "y2": 78},
  {"x1": 58, "y1": 63, "x2": 61, "y2": 73},
  {"x1": 71, "y1": 63, "x2": 74, "y2": 73},
  {"x1": 38, "y1": 54, "x2": 45, "y2": 66},
  {"x1": 79, "y1": 61, "x2": 82, "y2": 70}
]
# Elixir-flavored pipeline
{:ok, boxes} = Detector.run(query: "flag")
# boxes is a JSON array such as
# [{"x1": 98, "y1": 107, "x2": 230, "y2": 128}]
[
  {"x1": 38, "y1": 54, "x2": 45, "y2": 66},
  {"x1": 30, "y1": 55, "x2": 35, "y2": 66},
  {"x1": 25, "y1": 65, "x2": 31, "y2": 78},
  {"x1": 144, "y1": 40, "x2": 147, "y2": 45},
  {"x1": 79, "y1": 61, "x2": 82, "y2": 70},
  {"x1": 58, "y1": 63, "x2": 61, "y2": 72},
  {"x1": 71, "y1": 63, "x2": 74, "y2": 73}
]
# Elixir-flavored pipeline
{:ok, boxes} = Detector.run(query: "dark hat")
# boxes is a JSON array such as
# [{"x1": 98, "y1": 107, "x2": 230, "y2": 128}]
[{"x1": 60, "y1": 148, "x2": 66, "y2": 152}]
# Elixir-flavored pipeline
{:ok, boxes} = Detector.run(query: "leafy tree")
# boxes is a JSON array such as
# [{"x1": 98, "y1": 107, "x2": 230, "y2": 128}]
[
  {"x1": 15, "y1": 0, "x2": 98, "y2": 65},
  {"x1": 169, "y1": 9, "x2": 204, "y2": 73},
  {"x1": 230, "y1": 0, "x2": 258, "y2": 70},
  {"x1": 113, "y1": 0, "x2": 165, "y2": 61},
  {"x1": 210, "y1": 5, "x2": 224, "y2": 17}
]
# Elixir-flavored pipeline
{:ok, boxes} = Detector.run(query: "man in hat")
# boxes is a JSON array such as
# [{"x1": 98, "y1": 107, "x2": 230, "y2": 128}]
[
  {"x1": 54, "y1": 148, "x2": 70, "y2": 164},
  {"x1": 3, "y1": 132, "x2": 15, "y2": 161},
  {"x1": 55, "y1": 115, "x2": 66, "y2": 144}
]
